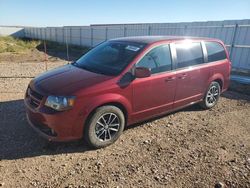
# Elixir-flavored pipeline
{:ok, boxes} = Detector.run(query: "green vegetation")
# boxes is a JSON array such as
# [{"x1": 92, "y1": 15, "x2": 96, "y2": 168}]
[{"x1": 0, "y1": 36, "x2": 40, "y2": 53}]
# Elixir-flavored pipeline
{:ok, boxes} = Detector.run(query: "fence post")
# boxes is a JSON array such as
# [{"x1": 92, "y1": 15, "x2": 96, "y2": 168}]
[
  {"x1": 62, "y1": 27, "x2": 65, "y2": 43},
  {"x1": 50, "y1": 28, "x2": 52, "y2": 41},
  {"x1": 105, "y1": 27, "x2": 108, "y2": 41},
  {"x1": 65, "y1": 27, "x2": 69, "y2": 61},
  {"x1": 70, "y1": 27, "x2": 72, "y2": 45},
  {"x1": 124, "y1": 26, "x2": 127, "y2": 37},
  {"x1": 80, "y1": 27, "x2": 82, "y2": 46},
  {"x1": 230, "y1": 24, "x2": 239, "y2": 59},
  {"x1": 44, "y1": 41, "x2": 48, "y2": 70},
  {"x1": 184, "y1": 25, "x2": 188, "y2": 36},
  {"x1": 148, "y1": 25, "x2": 151, "y2": 36},
  {"x1": 91, "y1": 27, "x2": 94, "y2": 47},
  {"x1": 55, "y1": 28, "x2": 57, "y2": 42},
  {"x1": 45, "y1": 28, "x2": 47, "y2": 40}
]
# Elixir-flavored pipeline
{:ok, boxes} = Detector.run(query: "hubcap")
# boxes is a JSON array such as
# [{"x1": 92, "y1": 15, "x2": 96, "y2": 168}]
[
  {"x1": 206, "y1": 85, "x2": 219, "y2": 105},
  {"x1": 95, "y1": 113, "x2": 120, "y2": 142}
]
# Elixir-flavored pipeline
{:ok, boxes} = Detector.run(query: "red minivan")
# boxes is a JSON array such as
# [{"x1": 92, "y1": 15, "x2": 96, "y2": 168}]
[{"x1": 24, "y1": 36, "x2": 231, "y2": 148}]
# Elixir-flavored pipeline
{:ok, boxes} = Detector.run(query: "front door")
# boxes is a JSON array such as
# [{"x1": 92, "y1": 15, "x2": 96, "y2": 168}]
[{"x1": 132, "y1": 44, "x2": 176, "y2": 121}]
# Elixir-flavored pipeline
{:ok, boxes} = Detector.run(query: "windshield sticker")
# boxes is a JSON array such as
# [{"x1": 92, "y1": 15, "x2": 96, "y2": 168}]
[{"x1": 125, "y1": 45, "x2": 140, "y2": 52}]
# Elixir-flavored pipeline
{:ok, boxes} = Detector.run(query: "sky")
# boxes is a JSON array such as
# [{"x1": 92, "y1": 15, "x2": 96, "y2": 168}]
[{"x1": 0, "y1": 0, "x2": 250, "y2": 27}]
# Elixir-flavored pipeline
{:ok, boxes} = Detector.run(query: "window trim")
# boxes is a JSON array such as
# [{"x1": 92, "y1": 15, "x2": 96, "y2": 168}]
[
  {"x1": 201, "y1": 41, "x2": 208, "y2": 63},
  {"x1": 134, "y1": 43, "x2": 174, "y2": 76}
]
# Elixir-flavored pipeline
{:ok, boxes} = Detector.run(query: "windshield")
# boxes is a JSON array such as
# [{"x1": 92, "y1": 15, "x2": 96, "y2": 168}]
[{"x1": 73, "y1": 41, "x2": 146, "y2": 76}]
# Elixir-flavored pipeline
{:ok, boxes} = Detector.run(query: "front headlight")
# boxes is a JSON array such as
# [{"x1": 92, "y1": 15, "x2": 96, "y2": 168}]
[{"x1": 45, "y1": 96, "x2": 76, "y2": 111}]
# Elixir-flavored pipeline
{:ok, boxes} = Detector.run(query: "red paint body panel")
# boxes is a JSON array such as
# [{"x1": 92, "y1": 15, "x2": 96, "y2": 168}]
[
  {"x1": 24, "y1": 36, "x2": 231, "y2": 142},
  {"x1": 131, "y1": 71, "x2": 176, "y2": 122}
]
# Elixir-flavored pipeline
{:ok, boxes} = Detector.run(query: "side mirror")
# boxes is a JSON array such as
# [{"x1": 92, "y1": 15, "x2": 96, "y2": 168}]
[{"x1": 134, "y1": 67, "x2": 151, "y2": 78}]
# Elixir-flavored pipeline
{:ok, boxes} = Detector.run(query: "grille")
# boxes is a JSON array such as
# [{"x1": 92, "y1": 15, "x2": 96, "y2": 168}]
[
  {"x1": 29, "y1": 88, "x2": 43, "y2": 100},
  {"x1": 26, "y1": 87, "x2": 44, "y2": 108}
]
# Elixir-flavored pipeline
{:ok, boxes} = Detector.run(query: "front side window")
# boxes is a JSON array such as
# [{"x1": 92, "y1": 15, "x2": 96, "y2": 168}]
[
  {"x1": 175, "y1": 42, "x2": 204, "y2": 69},
  {"x1": 74, "y1": 41, "x2": 146, "y2": 75},
  {"x1": 136, "y1": 45, "x2": 172, "y2": 74},
  {"x1": 205, "y1": 41, "x2": 227, "y2": 62}
]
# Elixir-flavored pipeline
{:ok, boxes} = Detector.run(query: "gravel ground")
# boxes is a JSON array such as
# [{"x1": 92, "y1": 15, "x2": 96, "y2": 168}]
[{"x1": 0, "y1": 51, "x2": 250, "y2": 187}]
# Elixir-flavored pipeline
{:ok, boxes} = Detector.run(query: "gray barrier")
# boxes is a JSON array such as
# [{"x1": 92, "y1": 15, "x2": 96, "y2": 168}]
[
  {"x1": 3, "y1": 19, "x2": 250, "y2": 71},
  {"x1": 0, "y1": 26, "x2": 25, "y2": 37}
]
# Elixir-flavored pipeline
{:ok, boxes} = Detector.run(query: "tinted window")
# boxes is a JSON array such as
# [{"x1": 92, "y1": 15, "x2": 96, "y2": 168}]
[
  {"x1": 175, "y1": 42, "x2": 204, "y2": 68},
  {"x1": 74, "y1": 41, "x2": 145, "y2": 76},
  {"x1": 136, "y1": 45, "x2": 172, "y2": 74},
  {"x1": 205, "y1": 42, "x2": 227, "y2": 62}
]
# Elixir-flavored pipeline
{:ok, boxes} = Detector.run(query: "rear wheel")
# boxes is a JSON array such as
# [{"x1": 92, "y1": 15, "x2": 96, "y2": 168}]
[
  {"x1": 200, "y1": 81, "x2": 221, "y2": 109},
  {"x1": 84, "y1": 105, "x2": 125, "y2": 149}
]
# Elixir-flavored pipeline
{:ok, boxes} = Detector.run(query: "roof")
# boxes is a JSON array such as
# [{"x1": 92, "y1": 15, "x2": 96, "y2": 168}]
[{"x1": 110, "y1": 35, "x2": 212, "y2": 44}]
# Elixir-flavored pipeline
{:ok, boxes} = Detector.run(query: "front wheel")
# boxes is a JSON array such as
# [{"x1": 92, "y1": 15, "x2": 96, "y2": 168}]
[
  {"x1": 84, "y1": 105, "x2": 125, "y2": 149},
  {"x1": 200, "y1": 81, "x2": 221, "y2": 109}
]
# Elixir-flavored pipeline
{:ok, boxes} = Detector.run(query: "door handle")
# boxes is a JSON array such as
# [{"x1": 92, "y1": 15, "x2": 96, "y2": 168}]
[
  {"x1": 165, "y1": 77, "x2": 176, "y2": 82},
  {"x1": 178, "y1": 73, "x2": 187, "y2": 79}
]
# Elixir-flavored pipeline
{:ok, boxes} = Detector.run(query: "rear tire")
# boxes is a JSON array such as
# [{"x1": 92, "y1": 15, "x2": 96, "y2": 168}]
[
  {"x1": 84, "y1": 105, "x2": 125, "y2": 149},
  {"x1": 200, "y1": 81, "x2": 221, "y2": 109}
]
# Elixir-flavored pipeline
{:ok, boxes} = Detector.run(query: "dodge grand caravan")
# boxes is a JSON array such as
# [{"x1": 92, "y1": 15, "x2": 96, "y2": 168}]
[{"x1": 25, "y1": 36, "x2": 231, "y2": 148}]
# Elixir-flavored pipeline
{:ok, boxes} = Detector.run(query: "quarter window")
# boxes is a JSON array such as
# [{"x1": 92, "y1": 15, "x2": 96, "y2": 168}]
[
  {"x1": 205, "y1": 42, "x2": 227, "y2": 62},
  {"x1": 136, "y1": 45, "x2": 172, "y2": 74},
  {"x1": 175, "y1": 42, "x2": 204, "y2": 68}
]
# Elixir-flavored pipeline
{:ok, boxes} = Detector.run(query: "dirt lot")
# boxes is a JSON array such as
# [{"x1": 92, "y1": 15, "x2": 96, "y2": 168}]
[{"x1": 0, "y1": 49, "x2": 250, "y2": 188}]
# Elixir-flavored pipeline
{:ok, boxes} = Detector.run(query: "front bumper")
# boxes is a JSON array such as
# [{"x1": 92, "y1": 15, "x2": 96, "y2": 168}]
[{"x1": 24, "y1": 98, "x2": 83, "y2": 142}]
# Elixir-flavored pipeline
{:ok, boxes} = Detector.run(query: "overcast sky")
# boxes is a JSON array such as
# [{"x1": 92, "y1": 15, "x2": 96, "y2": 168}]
[{"x1": 0, "y1": 0, "x2": 250, "y2": 26}]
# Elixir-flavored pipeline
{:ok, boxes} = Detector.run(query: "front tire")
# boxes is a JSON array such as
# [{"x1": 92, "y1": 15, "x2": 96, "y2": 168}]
[
  {"x1": 200, "y1": 81, "x2": 221, "y2": 109},
  {"x1": 84, "y1": 105, "x2": 125, "y2": 149}
]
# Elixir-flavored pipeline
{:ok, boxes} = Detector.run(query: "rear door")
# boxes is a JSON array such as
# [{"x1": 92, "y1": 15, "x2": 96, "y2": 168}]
[
  {"x1": 173, "y1": 41, "x2": 210, "y2": 108},
  {"x1": 132, "y1": 44, "x2": 176, "y2": 121}
]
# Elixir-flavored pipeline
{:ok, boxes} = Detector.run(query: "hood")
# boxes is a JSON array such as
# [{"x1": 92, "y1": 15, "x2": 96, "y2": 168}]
[{"x1": 30, "y1": 64, "x2": 113, "y2": 95}]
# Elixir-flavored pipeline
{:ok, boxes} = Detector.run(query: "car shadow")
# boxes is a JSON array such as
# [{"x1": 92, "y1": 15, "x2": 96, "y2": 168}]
[{"x1": 0, "y1": 99, "x2": 93, "y2": 160}]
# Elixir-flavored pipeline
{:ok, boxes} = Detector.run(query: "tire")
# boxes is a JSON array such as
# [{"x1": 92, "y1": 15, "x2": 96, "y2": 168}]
[
  {"x1": 84, "y1": 105, "x2": 125, "y2": 149},
  {"x1": 200, "y1": 81, "x2": 221, "y2": 109}
]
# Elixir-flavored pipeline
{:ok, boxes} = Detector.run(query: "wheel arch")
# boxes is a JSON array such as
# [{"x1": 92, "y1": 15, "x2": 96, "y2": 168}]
[
  {"x1": 85, "y1": 102, "x2": 128, "y2": 126},
  {"x1": 213, "y1": 78, "x2": 223, "y2": 90},
  {"x1": 82, "y1": 94, "x2": 132, "y2": 133},
  {"x1": 208, "y1": 73, "x2": 224, "y2": 90}
]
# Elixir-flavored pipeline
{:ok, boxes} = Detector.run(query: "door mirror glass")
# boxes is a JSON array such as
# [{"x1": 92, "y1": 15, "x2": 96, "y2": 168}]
[{"x1": 135, "y1": 67, "x2": 151, "y2": 78}]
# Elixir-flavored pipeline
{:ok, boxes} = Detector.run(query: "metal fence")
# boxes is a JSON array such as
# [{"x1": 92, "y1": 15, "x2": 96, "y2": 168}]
[{"x1": 23, "y1": 19, "x2": 250, "y2": 72}]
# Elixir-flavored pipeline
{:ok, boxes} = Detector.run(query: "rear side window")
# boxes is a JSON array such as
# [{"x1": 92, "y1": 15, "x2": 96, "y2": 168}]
[
  {"x1": 136, "y1": 45, "x2": 172, "y2": 74},
  {"x1": 175, "y1": 42, "x2": 204, "y2": 69},
  {"x1": 205, "y1": 42, "x2": 227, "y2": 62}
]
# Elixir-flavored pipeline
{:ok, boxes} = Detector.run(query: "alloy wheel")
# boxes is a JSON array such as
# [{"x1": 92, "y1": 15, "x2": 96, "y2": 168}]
[
  {"x1": 95, "y1": 113, "x2": 120, "y2": 142},
  {"x1": 206, "y1": 85, "x2": 219, "y2": 105}
]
